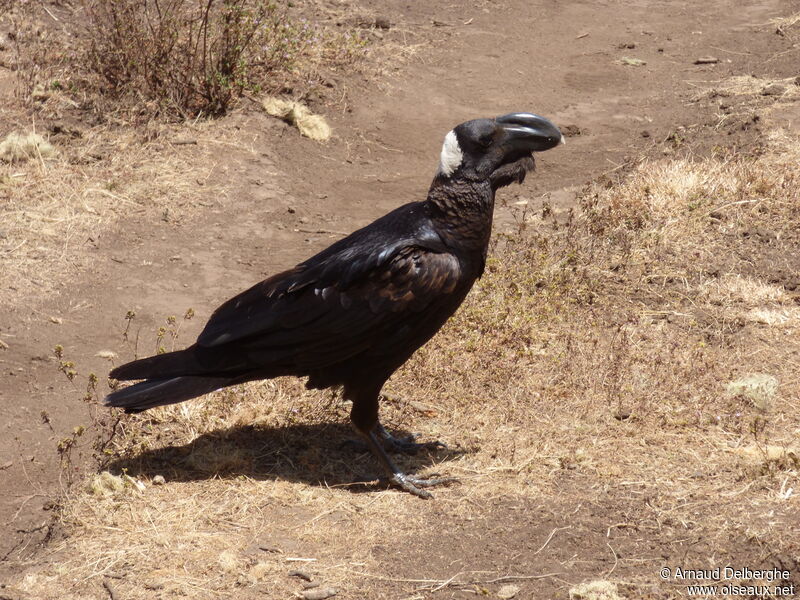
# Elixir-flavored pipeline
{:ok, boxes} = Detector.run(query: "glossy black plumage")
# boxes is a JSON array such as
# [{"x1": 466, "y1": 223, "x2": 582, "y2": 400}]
[{"x1": 105, "y1": 113, "x2": 562, "y2": 497}]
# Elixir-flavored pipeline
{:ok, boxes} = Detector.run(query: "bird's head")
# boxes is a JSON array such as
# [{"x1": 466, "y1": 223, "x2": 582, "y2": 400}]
[{"x1": 437, "y1": 113, "x2": 563, "y2": 188}]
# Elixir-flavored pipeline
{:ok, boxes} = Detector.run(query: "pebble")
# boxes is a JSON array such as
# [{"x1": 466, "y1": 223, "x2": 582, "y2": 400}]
[
  {"x1": 302, "y1": 588, "x2": 337, "y2": 600},
  {"x1": 498, "y1": 584, "x2": 520, "y2": 599},
  {"x1": 152, "y1": 475, "x2": 166, "y2": 485}
]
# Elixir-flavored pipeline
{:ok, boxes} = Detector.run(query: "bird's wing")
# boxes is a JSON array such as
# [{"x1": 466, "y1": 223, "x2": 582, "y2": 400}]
[{"x1": 195, "y1": 244, "x2": 462, "y2": 369}]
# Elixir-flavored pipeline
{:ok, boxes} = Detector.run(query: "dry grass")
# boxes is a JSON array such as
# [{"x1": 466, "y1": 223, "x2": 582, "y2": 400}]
[
  {"x1": 11, "y1": 129, "x2": 800, "y2": 598},
  {"x1": 708, "y1": 75, "x2": 800, "y2": 98},
  {"x1": 262, "y1": 96, "x2": 332, "y2": 141},
  {"x1": 770, "y1": 12, "x2": 800, "y2": 33},
  {"x1": 0, "y1": 131, "x2": 56, "y2": 163},
  {"x1": 0, "y1": 120, "x2": 239, "y2": 305}
]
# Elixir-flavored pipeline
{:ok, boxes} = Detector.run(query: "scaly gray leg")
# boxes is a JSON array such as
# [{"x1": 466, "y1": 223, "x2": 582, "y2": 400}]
[{"x1": 357, "y1": 425, "x2": 455, "y2": 499}]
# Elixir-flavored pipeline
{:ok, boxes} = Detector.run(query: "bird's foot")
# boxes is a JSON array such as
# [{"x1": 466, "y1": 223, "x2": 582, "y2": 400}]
[{"x1": 385, "y1": 472, "x2": 457, "y2": 499}]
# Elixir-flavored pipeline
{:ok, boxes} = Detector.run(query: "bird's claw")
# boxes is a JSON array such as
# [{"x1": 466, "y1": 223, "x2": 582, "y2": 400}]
[{"x1": 386, "y1": 473, "x2": 457, "y2": 499}]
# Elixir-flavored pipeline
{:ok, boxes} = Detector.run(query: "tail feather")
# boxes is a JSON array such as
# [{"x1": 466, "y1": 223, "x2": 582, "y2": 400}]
[
  {"x1": 110, "y1": 347, "x2": 205, "y2": 381},
  {"x1": 104, "y1": 376, "x2": 230, "y2": 413}
]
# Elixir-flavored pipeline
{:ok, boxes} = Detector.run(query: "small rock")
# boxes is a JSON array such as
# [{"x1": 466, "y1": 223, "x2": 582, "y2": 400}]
[
  {"x1": 287, "y1": 206, "x2": 296, "y2": 214},
  {"x1": 693, "y1": 56, "x2": 719, "y2": 64},
  {"x1": 619, "y1": 57, "x2": 646, "y2": 66},
  {"x1": 617, "y1": 42, "x2": 636, "y2": 49},
  {"x1": 640, "y1": 130, "x2": 651, "y2": 138},
  {"x1": 761, "y1": 83, "x2": 786, "y2": 96},
  {"x1": 498, "y1": 584, "x2": 520, "y2": 599},
  {"x1": 289, "y1": 570, "x2": 313, "y2": 582},
  {"x1": 49, "y1": 316, "x2": 63, "y2": 325},
  {"x1": 302, "y1": 588, "x2": 337, "y2": 600},
  {"x1": 374, "y1": 16, "x2": 391, "y2": 29},
  {"x1": 303, "y1": 581, "x2": 321, "y2": 589},
  {"x1": 561, "y1": 124, "x2": 582, "y2": 137},
  {"x1": 152, "y1": 475, "x2": 166, "y2": 485},
  {"x1": 299, "y1": 216, "x2": 309, "y2": 224}
]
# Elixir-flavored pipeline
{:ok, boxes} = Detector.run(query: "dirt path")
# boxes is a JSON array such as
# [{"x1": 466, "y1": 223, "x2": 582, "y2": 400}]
[{"x1": 1, "y1": 0, "x2": 798, "y2": 587}]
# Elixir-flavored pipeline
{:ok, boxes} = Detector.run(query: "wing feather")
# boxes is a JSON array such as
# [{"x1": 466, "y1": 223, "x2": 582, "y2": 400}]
[{"x1": 196, "y1": 244, "x2": 463, "y2": 373}]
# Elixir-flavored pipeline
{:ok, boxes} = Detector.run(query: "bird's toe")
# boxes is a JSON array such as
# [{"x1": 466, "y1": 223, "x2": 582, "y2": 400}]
[{"x1": 387, "y1": 472, "x2": 457, "y2": 498}]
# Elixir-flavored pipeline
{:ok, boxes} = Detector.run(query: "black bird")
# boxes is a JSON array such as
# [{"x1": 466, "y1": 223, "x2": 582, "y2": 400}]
[{"x1": 105, "y1": 113, "x2": 563, "y2": 497}]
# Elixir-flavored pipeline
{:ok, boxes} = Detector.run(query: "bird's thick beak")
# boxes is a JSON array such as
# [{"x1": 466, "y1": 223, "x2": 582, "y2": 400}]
[{"x1": 495, "y1": 113, "x2": 564, "y2": 153}]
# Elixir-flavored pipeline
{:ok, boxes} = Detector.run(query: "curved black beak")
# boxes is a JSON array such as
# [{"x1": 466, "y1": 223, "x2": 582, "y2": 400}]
[{"x1": 496, "y1": 113, "x2": 564, "y2": 153}]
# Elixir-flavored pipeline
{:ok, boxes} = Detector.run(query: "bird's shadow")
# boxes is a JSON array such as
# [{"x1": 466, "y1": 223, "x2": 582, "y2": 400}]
[{"x1": 106, "y1": 421, "x2": 468, "y2": 494}]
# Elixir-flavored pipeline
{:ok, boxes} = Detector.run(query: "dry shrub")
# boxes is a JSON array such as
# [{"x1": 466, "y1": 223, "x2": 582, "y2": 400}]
[
  {"x1": 80, "y1": 0, "x2": 365, "y2": 117},
  {"x1": 2, "y1": 1, "x2": 366, "y2": 119}
]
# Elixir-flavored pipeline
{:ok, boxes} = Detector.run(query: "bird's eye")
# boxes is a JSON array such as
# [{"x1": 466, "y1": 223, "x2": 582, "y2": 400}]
[{"x1": 477, "y1": 134, "x2": 493, "y2": 148}]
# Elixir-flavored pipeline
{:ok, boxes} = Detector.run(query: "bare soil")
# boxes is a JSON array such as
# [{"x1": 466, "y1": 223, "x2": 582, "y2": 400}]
[{"x1": 2, "y1": 0, "x2": 800, "y2": 598}]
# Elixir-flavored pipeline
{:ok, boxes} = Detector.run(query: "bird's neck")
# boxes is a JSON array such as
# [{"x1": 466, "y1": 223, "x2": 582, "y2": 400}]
[{"x1": 426, "y1": 178, "x2": 495, "y2": 253}]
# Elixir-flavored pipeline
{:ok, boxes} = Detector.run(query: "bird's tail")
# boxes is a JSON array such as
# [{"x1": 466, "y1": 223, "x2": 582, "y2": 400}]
[
  {"x1": 104, "y1": 376, "x2": 231, "y2": 413},
  {"x1": 109, "y1": 346, "x2": 209, "y2": 381}
]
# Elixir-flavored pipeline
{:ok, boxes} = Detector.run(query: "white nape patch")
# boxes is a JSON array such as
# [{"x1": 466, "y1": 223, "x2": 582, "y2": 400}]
[
  {"x1": 560, "y1": 134, "x2": 566, "y2": 145},
  {"x1": 439, "y1": 130, "x2": 463, "y2": 176}
]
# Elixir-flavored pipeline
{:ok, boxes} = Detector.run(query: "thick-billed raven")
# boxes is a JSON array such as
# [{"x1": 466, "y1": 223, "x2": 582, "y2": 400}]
[{"x1": 105, "y1": 113, "x2": 563, "y2": 497}]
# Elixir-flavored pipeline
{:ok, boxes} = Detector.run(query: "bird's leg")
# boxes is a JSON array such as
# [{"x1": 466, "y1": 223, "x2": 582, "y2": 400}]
[
  {"x1": 375, "y1": 423, "x2": 447, "y2": 455},
  {"x1": 356, "y1": 425, "x2": 455, "y2": 499},
  {"x1": 348, "y1": 387, "x2": 454, "y2": 498}
]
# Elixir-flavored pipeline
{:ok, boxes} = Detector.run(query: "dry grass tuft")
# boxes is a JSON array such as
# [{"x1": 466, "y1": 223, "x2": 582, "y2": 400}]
[
  {"x1": 770, "y1": 12, "x2": 800, "y2": 32},
  {"x1": 11, "y1": 127, "x2": 800, "y2": 598},
  {"x1": 0, "y1": 131, "x2": 56, "y2": 163},
  {"x1": 726, "y1": 374, "x2": 779, "y2": 412},
  {"x1": 710, "y1": 75, "x2": 800, "y2": 97},
  {"x1": 569, "y1": 580, "x2": 625, "y2": 600},
  {"x1": 262, "y1": 96, "x2": 332, "y2": 141}
]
